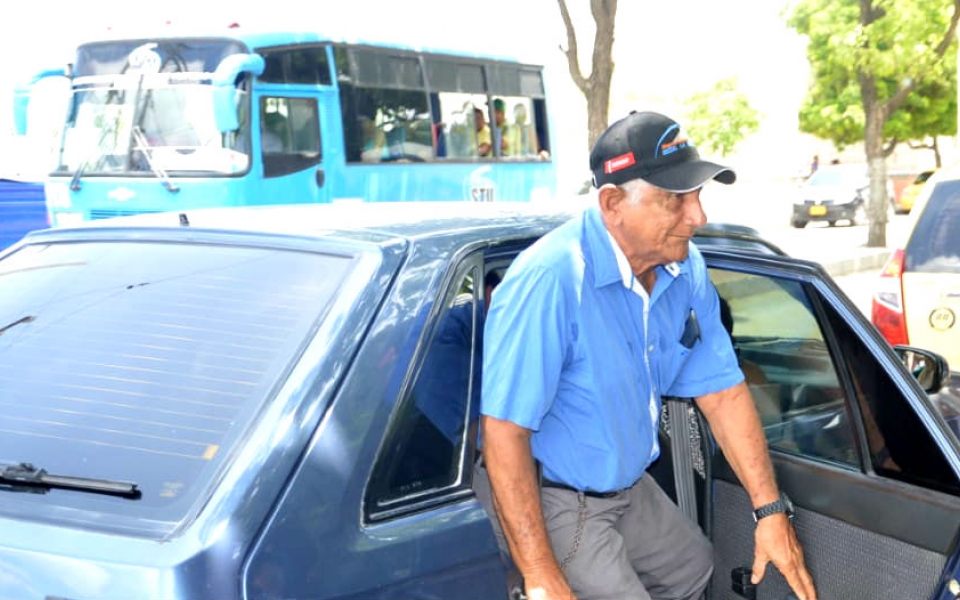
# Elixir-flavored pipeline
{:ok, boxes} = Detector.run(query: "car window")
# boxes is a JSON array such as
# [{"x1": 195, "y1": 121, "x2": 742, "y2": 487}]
[
  {"x1": 366, "y1": 265, "x2": 481, "y2": 518},
  {"x1": 905, "y1": 179, "x2": 960, "y2": 274},
  {"x1": 709, "y1": 269, "x2": 858, "y2": 467},
  {"x1": 0, "y1": 240, "x2": 355, "y2": 528},
  {"x1": 806, "y1": 166, "x2": 866, "y2": 187},
  {"x1": 712, "y1": 265, "x2": 960, "y2": 496},
  {"x1": 820, "y1": 294, "x2": 960, "y2": 496}
]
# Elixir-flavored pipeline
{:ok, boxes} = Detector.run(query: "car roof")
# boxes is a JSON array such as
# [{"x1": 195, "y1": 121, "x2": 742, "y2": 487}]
[
  {"x1": 20, "y1": 199, "x2": 787, "y2": 259},
  {"x1": 25, "y1": 200, "x2": 590, "y2": 248}
]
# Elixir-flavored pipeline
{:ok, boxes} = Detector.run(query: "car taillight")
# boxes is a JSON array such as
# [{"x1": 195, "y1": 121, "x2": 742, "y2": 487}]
[{"x1": 871, "y1": 249, "x2": 908, "y2": 346}]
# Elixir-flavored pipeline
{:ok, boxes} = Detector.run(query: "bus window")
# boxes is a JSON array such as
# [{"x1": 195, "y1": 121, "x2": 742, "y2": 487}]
[
  {"x1": 343, "y1": 88, "x2": 433, "y2": 163},
  {"x1": 490, "y1": 96, "x2": 542, "y2": 159},
  {"x1": 260, "y1": 97, "x2": 321, "y2": 178},
  {"x1": 258, "y1": 46, "x2": 332, "y2": 85},
  {"x1": 434, "y1": 93, "x2": 489, "y2": 160}
]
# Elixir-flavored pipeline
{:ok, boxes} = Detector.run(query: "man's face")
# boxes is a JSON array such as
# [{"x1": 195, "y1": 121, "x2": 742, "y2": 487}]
[
  {"x1": 495, "y1": 109, "x2": 505, "y2": 126},
  {"x1": 609, "y1": 180, "x2": 708, "y2": 266}
]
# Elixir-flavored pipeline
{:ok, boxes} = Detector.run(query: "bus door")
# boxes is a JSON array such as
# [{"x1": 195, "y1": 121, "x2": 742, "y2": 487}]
[{"x1": 255, "y1": 91, "x2": 329, "y2": 205}]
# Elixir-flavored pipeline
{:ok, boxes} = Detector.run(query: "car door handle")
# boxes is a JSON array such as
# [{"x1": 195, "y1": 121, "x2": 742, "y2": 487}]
[{"x1": 316, "y1": 167, "x2": 325, "y2": 188}]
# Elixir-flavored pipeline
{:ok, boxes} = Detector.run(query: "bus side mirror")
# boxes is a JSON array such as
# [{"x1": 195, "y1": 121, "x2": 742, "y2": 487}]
[
  {"x1": 212, "y1": 53, "x2": 265, "y2": 133},
  {"x1": 893, "y1": 345, "x2": 951, "y2": 394},
  {"x1": 13, "y1": 68, "x2": 68, "y2": 135}
]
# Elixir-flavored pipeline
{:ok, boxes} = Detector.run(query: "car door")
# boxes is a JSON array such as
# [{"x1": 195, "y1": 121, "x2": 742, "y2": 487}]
[{"x1": 699, "y1": 252, "x2": 960, "y2": 600}]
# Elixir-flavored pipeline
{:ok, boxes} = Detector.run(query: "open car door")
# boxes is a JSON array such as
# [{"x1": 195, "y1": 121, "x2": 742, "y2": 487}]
[{"x1": 655, "y1": 251, "x2": 960, "y2": 600}]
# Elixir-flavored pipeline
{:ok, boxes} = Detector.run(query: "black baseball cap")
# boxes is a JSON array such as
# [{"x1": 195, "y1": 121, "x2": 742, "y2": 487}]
[{"x1": 590, "y1": 111, "x2": 736, "y2": 192}]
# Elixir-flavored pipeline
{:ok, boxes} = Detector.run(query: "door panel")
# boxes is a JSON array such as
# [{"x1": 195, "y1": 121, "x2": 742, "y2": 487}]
[
  {"x1": 712, "y1": 477, "x2": 948, "y2": 599},
  {"x1": 701, "y1": 258, "x2": 960, "y2": 600}
]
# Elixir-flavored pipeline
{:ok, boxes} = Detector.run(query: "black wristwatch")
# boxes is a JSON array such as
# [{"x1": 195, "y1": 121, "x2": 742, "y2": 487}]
[{"x1": 752, "y1": 492, "x2": 795, "y2": 523}]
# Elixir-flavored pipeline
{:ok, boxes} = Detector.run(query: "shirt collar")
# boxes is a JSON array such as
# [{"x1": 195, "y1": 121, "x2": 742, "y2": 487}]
[{"x1": 604, "y1": 229, "x2": 683, "y2": 290}]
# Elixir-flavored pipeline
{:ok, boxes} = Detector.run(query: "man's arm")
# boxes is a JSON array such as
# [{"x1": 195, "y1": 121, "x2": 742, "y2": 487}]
[
  {"x1": 481, "y1": 415, "x2": 575, "y2": 600},
  {"x1": 696, "y1": 381, "x2": 817, "y2": 600}
]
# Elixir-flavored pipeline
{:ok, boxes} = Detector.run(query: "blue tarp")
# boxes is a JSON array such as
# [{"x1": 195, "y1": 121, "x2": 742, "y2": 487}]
[{"x1": 0, "y1": 179, "x2": 47, "y2": 251}]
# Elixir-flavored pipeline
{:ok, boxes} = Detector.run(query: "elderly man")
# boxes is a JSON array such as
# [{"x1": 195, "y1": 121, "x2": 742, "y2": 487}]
[{"x1": 480, "y1": 111, "x2": 817, "y2": 600}]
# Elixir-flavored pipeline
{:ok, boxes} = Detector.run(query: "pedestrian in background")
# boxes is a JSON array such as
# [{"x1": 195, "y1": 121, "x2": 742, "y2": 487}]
[{"x1": 480, "y1": 111, "x2": 817, "y2": 600}]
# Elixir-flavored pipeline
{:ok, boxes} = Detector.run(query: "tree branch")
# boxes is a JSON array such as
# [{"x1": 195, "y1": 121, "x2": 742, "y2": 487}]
[
  {"x1": 882, "y1": 137, "x2": 898, "y2": 157},
  {"x1": 557, "y1": 0, "x2": 588, "y2": 93},
  {"x1": 884, "y1": 0, "x2": 960, "y2": 115}
]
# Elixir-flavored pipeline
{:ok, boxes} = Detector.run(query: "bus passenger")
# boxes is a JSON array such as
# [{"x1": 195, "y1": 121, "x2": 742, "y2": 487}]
[
  {"x1": 492, "y1": 98, "x2": 511, "y2": 155},
  {"x1": 475, "y1": 108, "x2": 492, "y2": 157}
]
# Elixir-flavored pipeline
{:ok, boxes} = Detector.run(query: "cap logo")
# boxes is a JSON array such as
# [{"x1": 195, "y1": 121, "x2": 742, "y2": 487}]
[
  {"x1": 654, "y1": 124, "x2": 691, "y2": 157},
  {"x1": 604, "y1": 151, "x2": 636, "y2": 174}
]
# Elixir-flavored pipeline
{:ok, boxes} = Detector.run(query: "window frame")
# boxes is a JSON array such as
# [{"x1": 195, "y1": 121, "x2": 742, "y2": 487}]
[
  {"x1": 259, "y1": 95, "x2": 322, "y2": 178},
  {"x1": 332, "y1": 43, "x2": 550, "y2": 164},
  {"x1": 364, "y1": 253, "x2": 485, "y2": 522},
  {"x1": 704, "y1": 250, "x2": 960, "y2": 492}
]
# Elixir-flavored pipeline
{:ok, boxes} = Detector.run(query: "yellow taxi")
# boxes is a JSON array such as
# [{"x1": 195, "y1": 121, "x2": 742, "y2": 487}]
[
  {"x1": 895, "y1": 169, "x2": 936, "y2": 214},
  {"x1": 873, "y1": 164, "x2": 960, "y2": 372}
]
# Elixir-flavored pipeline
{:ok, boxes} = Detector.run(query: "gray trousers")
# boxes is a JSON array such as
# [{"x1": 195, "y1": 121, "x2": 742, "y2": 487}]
[{"x1": 473, "y1": 461, "x2": 713, "y2": 600}]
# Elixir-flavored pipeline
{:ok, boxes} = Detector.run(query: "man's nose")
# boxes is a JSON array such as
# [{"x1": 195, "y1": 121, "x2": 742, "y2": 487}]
[{"x1": 683, "y1": 193, "x2": 707, "y2": 227}]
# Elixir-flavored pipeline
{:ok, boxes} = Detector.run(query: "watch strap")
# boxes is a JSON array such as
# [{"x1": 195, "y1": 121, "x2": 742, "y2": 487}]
[{"x1": 752, "y1": 493, "x2": 794, "y2": 522}]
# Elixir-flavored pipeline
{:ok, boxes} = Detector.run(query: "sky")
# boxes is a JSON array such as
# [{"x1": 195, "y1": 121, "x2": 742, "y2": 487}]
[{"x1": 0, "y1": 0, "x2": 819, "y2": 188}]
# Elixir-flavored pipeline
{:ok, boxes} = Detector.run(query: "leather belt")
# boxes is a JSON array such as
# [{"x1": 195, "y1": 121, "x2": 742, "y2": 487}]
[{"x1": 541, "y1": 478, "x2": 621, "y2": 499}]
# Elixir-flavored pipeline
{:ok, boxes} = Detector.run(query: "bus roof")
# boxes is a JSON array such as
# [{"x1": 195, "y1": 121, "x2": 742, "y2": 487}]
[{"x1": 74, "y1": 22, "x2": 532, "y2": 66}]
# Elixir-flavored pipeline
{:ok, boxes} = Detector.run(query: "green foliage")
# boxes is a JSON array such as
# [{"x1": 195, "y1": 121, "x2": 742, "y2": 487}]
[
  {"x1": 682, "y1": 77, "x2": 761, "y2": 157},
  {"x1": 786, "y1": 0, "x2": 958, "y2": 150}
]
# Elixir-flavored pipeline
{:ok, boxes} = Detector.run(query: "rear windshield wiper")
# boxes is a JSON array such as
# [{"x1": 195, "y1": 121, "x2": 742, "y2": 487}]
[{"x1": 0, "y1": 462, "x2": 141, "y2": 500}]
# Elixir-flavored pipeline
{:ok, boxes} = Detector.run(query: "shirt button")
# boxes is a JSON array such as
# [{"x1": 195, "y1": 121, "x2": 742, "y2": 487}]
[{"x1": 648, "y1": 345, "x2": 654, "y2": 353}]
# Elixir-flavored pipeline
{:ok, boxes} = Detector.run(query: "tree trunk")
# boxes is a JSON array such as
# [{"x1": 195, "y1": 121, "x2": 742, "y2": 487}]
[
  {"x1": 934, "y1": 137, "x2": 942, "y2": 168},
  {"x1": 557, "y1": 0, "x2": 618, "y2": 153},
  {"x1": 863, "y1": 106, "x2": 888, "y2": 247}
]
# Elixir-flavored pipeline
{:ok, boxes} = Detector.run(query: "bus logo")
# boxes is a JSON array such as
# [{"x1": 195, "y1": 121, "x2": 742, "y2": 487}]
[
  {"x1": 127, "y1": 43, "x2": 162, "y2": 75},
  {"x1": 471, "y1": 186, "x2": 495, "y2": 202},
  {"x1": 108, "y1": 187, "x2": 137, "y2": 202}
]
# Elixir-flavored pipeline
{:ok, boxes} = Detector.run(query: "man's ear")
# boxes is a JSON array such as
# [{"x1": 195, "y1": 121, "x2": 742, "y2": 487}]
[{"x1": 597, "y1": 184, "x2": 626, "y2": 221}]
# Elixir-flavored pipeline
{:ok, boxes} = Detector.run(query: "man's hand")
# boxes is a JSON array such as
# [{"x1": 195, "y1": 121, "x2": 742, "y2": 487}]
[{"x1": 751, "y1": 514, "x2": 817, "y2": 600}]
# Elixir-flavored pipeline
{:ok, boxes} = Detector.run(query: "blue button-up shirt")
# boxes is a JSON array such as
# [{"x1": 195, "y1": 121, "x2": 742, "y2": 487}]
[{"x1": 481, "y1": 205, "x2": 743, "y2": 492}]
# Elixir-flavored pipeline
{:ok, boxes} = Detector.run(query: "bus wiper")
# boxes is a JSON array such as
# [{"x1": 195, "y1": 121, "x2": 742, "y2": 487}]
[
  {"x1": 69, "y1": 157, "x2": 90, "y2": 191},
  {"x1": 132, "y1": 126, "x2": 179, "y2": 193},
  {"x1": 0, "y1": 462, "x2": 141, "y2": 500}
]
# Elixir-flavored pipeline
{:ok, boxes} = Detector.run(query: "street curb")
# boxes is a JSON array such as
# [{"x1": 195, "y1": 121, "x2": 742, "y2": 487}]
[{"x1": 819, "y1": 250, "x2": 892, "y2": 278}]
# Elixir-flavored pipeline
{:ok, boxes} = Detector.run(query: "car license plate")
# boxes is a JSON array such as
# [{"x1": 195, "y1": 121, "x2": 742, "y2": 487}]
[{"x1": 809, "y1": 205, "x2": 827, "y2": 216}]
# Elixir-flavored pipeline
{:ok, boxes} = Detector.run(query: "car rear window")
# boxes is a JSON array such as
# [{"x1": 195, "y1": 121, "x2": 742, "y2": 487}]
[
  {"x1": 0, "y1": 239, "x2": 354, "y2": 529},
  {"x1": 905, "y1": 179, "x2": 960, "y2": 273}
]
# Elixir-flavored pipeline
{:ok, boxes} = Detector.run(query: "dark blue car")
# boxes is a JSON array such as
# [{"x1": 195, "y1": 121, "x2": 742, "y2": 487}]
[{"x1": 0, "y1": 201, "x2": 958, "y2": 600}]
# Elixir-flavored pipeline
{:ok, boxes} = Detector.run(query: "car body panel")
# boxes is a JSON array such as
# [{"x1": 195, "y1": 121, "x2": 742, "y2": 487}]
[
  {"x1": 876, "y1": 171, "x2": 960, "y2": 374},
  {"x1": 903, "y1": 272, "x2": 960, "y2": 372}
]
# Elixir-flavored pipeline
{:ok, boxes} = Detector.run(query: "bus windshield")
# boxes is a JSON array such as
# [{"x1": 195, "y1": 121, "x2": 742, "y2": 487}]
[{"x1": 55, "y1": 75, "x2": 250, "y2": 177}]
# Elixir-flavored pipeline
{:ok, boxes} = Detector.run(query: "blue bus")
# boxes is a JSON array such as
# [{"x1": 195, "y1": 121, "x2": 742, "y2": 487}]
[{"x1": 15, "y1": 27, "x2": 557, "y2": 226}]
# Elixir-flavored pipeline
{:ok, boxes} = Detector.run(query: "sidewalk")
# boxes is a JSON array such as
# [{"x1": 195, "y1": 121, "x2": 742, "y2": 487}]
[{"x1": 778, "y1": 239, "x2": 894, "y2": 278}]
